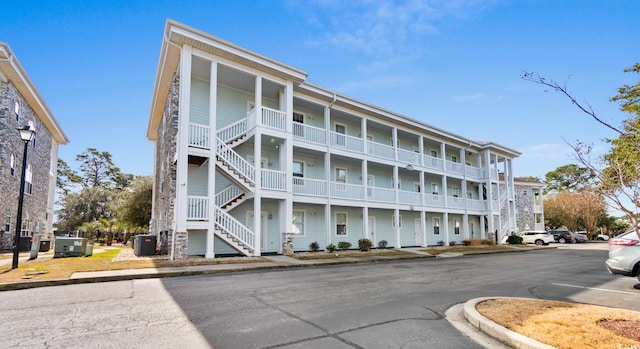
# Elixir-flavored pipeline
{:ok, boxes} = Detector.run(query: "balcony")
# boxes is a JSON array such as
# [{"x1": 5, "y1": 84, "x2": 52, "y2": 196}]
[
  {"x1": 293, "y1": 123, "x2": 326, "y2": 145},
  {"x1": 330, "y1": 132, "x2": 364, "y2": 153},
  {"x1": 292, "y1": 177, "x2": 327, "y2": 196},
  {"x1": 330, "y1": 182, "x2": 364, "y2": 200},
  {"x1": 261, "y1": 169, "x2": 286, "y2": 191},
  {"x1": 249, "y1": 107, "x2": 287, "y2": 132},
  {"x1": 187, "y1": 196, "x2": 209, "y2": 220},
  {"x1": 189, "y1": 123, "x2": 210, "y2": 149}
]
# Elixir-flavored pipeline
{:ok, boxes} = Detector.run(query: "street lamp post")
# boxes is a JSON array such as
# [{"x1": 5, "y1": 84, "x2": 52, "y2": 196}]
[{"x1": 12, "y1": 125, "x2": 36, "y2": 270}]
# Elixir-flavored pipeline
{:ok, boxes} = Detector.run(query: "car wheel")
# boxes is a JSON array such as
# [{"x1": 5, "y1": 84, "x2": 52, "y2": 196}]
[
  {"x1": 596, "y1": 237, "x2": 603, "y2": 241},
  {"x1": 535, "y1": 239, "x2": 543, "y2": 246},
  {"x1": 559, "y1": 237, "x2": 566, "y2": 243}
]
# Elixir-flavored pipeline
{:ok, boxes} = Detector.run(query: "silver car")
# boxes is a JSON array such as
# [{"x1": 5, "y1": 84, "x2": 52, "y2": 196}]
[{"x1": 605, "y1": 229, "x2": 640, "y2": 281}]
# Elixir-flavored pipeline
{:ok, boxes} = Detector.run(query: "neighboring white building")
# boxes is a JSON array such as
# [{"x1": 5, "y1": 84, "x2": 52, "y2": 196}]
[{"x1": 146, "y1": 20, "x2": 521, "y2": 259}]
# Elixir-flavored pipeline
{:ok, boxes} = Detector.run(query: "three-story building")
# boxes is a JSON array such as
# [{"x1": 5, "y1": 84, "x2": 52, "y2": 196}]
[
  {"x1": 147, "y1": 20, "x2": 521, "y2": 259},
  {"x1": 0, "y1": 43, "x2": 68, "y2": 250}
]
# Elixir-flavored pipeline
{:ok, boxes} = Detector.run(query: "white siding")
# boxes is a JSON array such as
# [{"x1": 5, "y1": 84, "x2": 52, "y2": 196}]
[
  {"x1": 187, "y1": 163, "x2": 208, "y2": 196},
  {"x1": 190, "y1": 78, "x2": 209, "y2": 125},
  {"x1": 187, "y1": 230, "x2": 206, "y2": 255}
]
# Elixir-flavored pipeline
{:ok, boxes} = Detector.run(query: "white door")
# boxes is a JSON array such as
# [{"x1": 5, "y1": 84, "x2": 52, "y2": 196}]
[
  {"x1": 414, "y1": 218, "x2": 422, "y2": 246},
  {"x1": 368, "y1": 216, "x2": 376, "y2": 245},
  {"x1": 247, "y1": 211, "x2": 268, "y2": 252},
  {"x1": 367, "y1": 175, "x2": 374, "y2": 197}
]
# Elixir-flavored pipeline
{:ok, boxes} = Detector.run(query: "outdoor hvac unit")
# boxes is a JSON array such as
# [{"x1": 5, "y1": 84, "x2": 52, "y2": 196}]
[
  {"x1": 54, "y1": 237, "x2": 87, "y2": 258},
  {"x1": 133, "y1": 235, "x2": 156, "y2": 257}
]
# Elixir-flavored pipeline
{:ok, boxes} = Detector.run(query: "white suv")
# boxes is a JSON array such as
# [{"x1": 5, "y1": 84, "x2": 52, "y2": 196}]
[
  {"x1": 605, "y1": 229, "x2": 640, "y2": 281},
  {"x1": 519, "y1": 231, "x2": 554, "y2": 246}
]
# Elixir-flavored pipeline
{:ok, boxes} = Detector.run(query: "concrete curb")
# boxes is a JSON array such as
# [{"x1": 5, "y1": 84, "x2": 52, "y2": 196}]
[{"x1": 463, "y1": 297, "x2": 556, "y2": 349}]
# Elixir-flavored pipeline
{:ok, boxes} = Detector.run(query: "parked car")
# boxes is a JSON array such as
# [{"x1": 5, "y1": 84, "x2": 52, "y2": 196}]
[
  {"x1": 518, "y1": 231, "x2": 554, "y2": 246},
  {"x1": 573, "y1": 232, "x2": 588, "y2": 243},
  {"x1": 596, "y1": 234, "x2": 610, "y2": 241},
  {"x1": 605, "y1": 229, "x2": 640, "y2": 281},
  {"x1": 548, "y1": 229, "x2": 574, "y2": 243}
]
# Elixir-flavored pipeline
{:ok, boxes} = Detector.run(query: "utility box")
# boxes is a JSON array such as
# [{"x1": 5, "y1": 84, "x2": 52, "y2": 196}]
[
  {"x1": 19, "y1": 236, "x2": 32, "y2": 251},
  {"x1": 54, "y1": 238, "x2": 87, "y2": 258},
  {"x1": 39, "y1": 239, "x2": 51, "y2": 252},
  {"x1": 133, "y1": 235, "x2": 156, "y2": 256},
  {"x1": 85, "y1": 244, "x2": 94, "y2": 257}
]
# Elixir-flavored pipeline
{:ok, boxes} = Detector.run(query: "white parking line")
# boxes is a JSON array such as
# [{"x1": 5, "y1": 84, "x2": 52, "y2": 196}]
[{"x1": 552, "y1": 283, "x2": 639, "y2": 296}]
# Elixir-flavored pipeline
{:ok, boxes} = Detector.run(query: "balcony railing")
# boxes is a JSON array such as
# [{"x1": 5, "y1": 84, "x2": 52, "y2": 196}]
[
  {"x1": 466, "y1": 199, "x2": 487, "y2": 211},
  {"x1": 367, "y1": 187, "x2": 395, "y2": 203},
  {"x1": 330, "y1": 182, "x2": 364, "y2": 200},
  {"x1": 261, "y1": 169, "x2": 286, "y2": 191},
  {"x1": 424, "y1": 155, "x2": 444, "y2": 171},
  {"x1": 293, "y1": 123, "x2": 326, "y2": 145},
  {"x1": 424, "y1": 194, "x2": 444, "y2": 207},
  {"x1": 187, "y1": 196, "x2": 209, "y2": 220},
  {"x1": 216, "y1": 185, "x2": 243, "y2": 207},
  {"x1": 445, "y1": 161, "x2": 464, "y2": 175},
  {"x1": 217, "y1": 119, "x2": 247, "y2": 144},
  {"x1": 448, "y1": 196, "x2": 466, "y2": 209},
  {"x1": 188, "y1": 123, "x2": 210, "y2": 149},
  {"x1": 261, "y1": 107, "x2": 286, "y2": 131},
  {"x1": 398, "y1": 190, "x2": 422, "y2": 205},
  {"x1": 397, "y1": 149, "x2": 421, "y2": 165},
  {"x1": 292, "y1": 177, "x2": 326, "y2": 196},
  {"x1": 367, "y1": 141, "x2": 394, "y2": 160},
  {"x1": 330, "y1": 132, "x2": 363, "y2": 153},
  {"x1": 465, "y1": 166, "x2": 484, "y2": 179}
]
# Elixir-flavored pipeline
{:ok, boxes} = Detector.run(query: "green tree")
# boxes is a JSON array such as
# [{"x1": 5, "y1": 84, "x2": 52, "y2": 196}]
[
  {"x1": 56, "y1": 158, "x2": 82, "y2": 196},
  {"x1": 110, "y1": 176, "x2": 152, "y2": 229},
  {"x1": 56, "y1": 187, "x2": 112, "y2": 232},
  {"x1": 76, "y1": 148, "x2": 122, "y2": 189},
  {"x1": 543, "y1": 164, "x2": 594, "y2": 194}
]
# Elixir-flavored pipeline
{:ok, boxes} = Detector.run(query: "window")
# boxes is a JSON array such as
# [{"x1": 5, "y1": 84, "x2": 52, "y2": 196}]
[
  {"x1": 28, "y1": 120, "x2": 35, "y2": 149},
  {"x1": 10, "y1": 153, "x2": 16, "y2": 176},
  {"x1": 430, "y1": 149, "x2": 439, "y2": 166},
  {"x1": 293, "y1": 112, "x2": 304, "y2": 137},
  {"x1": 4, "y1": 213, "x2": 11, "y2": 232},
  {"x1": 454, "y1": 219, "x2": 460, "y2": 235},
  {"x1": 451, "y1": 155, "x2": 458, "y2": 163},
  {"x1": 392, "y1": 214, "x2": 402, "y2": 228},
  {"x1": 20, "y1": 218, "x2": 30, "y2": 237},
  {"x1": 25, "y1": 164, "x2": 33, "y2": 194},
  {"x1": 432, "y1": 183, "x2": 439, "y2": 195},
  {"x1": 336, "y1": 212, "x2": 347, "y2": 235},
  {"x1": 433, "y1": 217, "x2": 440, "y2": 235},
  {"x1": 467, "y1": 192, "x2": 472, "y2": 199},
  {"x1": 14, "y1": 102, "x2": 19, "y2": 121},
  {"x1": 292, "y1": 210, "x2": 305, "y2": 235},
  {"x1": 334, "y1": 123, "x2": 346, "y2": 146},
  {"x1": 452, "y1": 186, "x2": 459, "y2": 198},
  {"x1": 293, "y1": 160, "x2": 304, "y2": 185},
  {"x1": 335, "y1": 167, "x2": 346, "y2": 190}
]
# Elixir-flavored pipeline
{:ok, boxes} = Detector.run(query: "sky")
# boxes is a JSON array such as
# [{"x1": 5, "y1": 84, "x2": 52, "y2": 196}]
[{"x1": 2, "y1": 0, "x2": 639, "y2": 180}]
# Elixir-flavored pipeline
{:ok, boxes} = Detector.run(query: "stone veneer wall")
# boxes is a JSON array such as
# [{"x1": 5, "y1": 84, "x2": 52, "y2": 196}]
[
  {"x1": 0, "y1": 81, "x2": 53, "y2": 250},
  {"x1": 152, "y1": 73, "x2": 182, "y2": 258},
  {"x1": 513, "y1": 185, "x2": 537, "y2": 232}
]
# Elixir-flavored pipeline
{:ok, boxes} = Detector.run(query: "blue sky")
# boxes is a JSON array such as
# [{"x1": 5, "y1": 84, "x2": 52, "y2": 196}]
[{"x1": 2, "y1": 0, "x2": 638, "y2": 179}]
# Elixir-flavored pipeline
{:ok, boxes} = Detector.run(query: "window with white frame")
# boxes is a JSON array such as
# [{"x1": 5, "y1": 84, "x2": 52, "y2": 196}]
[
  {"x1": 14, "y1": 102, "x2": 20, "y2": 121},
  {"x1": 334, "y1": 123, "x2": 346, "y2": 146},
  {"x1": 335, "y1": 167, "x2": 346, "y2": 190},
  {"x1": 336, "y1": 212, "x2": 347, "y2": 235},
  {"x1": 433, "y1": 217, "x2": 440, "y2": 235},
  {"x1": 392, "y1": 214, "x2": 402, "y2": 228},
  {"x1": 293, "y1": 160, "x2": 304, "y2": 185},
  {"x1": 454, "y1": 219, "x2": 460, "y2": 235},
  {"x1": 467, "y1": 191, "x2": 473, "y2": 199},
  {"x1": 293, "y1": 112, "x2": 304, "y2": 137},
  {"x1": 4, "y1": 213, "x2": 11, "y2": 232},
  {"x1": 452, "y1": 186, "x2": 460, "y2": 198},
  {"x1": 25, "y1": 163, "x2": 33, "y2": 195},
  {"x1": 451, "y1": 155, "x2": 458, "y2": 163},
  {"x1": 292, "y1": 210, "x2": 305, "y2": 235},
  {"x1": 10, "y1": 153, "x2": 16, "y2": 176},
  {"x1": 20, "y1": 218, "x2": 30, "y2": 237},
  {"x1": 432, "y1": 183, "x2": 439, "y2": 195}
]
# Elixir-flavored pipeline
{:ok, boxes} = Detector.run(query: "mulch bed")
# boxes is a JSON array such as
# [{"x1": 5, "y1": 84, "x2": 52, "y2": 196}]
[{"x1": 598, "y1": 318, "x2": 640, "y2": 341}]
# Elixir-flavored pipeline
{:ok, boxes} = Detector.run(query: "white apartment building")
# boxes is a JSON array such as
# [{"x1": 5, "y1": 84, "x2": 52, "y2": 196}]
[{"x1": 146, "y1": 20, "x2": 521, "y2": 259}]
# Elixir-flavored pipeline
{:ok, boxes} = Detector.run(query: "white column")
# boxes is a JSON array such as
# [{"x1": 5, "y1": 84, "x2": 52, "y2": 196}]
[
  {"x1": 463, "y1": 214, "x2": 469, "y2": 241},
  {"x1": 206, "y1": 60, "x2": 218, "y2": 259},
  {"x1": 325, "y1": 203, "x2": 331, "y2": 247},
  {"x1": 394, "y1": 208, "x2": 401, "y2": 248},
  {"x1": 443, "y1": 212, "x2": 450, "y2": 246},
  {"x1": 175, "y1": 44, "x2": 192, "y2": 235},
  {"x1": 283, "y1": 83, "x2": 294, "y2": 243},
  {"x1": 325, "y1": 151, "x2": 331, "y2": 246},
  {"x1": 362, "y1": 159, "x2": 368, "y2": 201},
  {"x1": 362, "y1": 206, "x2": 369, "y2": 239},
  {"x1": 419, "y1": 171, "x2": 425, "y2": 206},
  {"x1": 420, "y1": 210, "x2": 427, "y2": 247},
  {"x1": 394, "y1": 165, "x2": 399, "y2": 204},
  {"x1": 392, "y1": 127, "x2": 398, "y2": 161},
  {"x1": 361, "y1": 118, "x2": 367, "y2": 155},
  {"x1": 253, "y1": 76, "x2": 262, "y2": 256}
]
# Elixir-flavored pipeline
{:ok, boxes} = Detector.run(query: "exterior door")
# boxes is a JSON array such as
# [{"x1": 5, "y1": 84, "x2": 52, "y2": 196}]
[
  {"x1": 414, "y1": 218, "x2": 422, "y2": 246},
  {"x1": 247, "y1": 211, "x2": 268, "y2": 252},
  {"x1": 293, "y1": 112, "x2": 304, "y2": 137},
  {"x1": 335, "y1": 123, "x2": 346, "y2": 146},
  {"x1": 368, "y1": 216, "x2": 376, "y2": 244}
]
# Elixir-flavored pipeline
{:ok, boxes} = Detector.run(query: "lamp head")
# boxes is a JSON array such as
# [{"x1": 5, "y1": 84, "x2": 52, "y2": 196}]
[{"x1": 18, "y1": 125, "x2": 36, "y2": 142}]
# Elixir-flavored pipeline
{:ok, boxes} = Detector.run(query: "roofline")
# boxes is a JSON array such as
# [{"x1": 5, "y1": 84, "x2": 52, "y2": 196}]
[
  {"x1": 0, "y1": 42, "x2": 69, "y2": 145},
  {"x1": 147, "y1": 19, "x2": 309, "y2": 140}
]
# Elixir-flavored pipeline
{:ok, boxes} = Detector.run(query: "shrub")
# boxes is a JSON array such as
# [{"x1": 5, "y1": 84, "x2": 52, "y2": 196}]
[
  {"x1": 326, "y1": 243, "x2": 337, "y2": 252},
  {"x1": 449, "y1": 241, "x2": 457, "y2": 246},
  {"x1": 378, "y1": 240, "x2": 388, "y2": 249},
  {"x1": 358, "y1": 238, "x2": 373, "y2": 251},
  {"x1": 437, "y1": 240, "x2": 445, "y2": 246},
  {"x1": 507, "y1": 235, "x2": 523, "y2": 245},
  {"x1": 309, "y1": 242, "x2": 320, "y2": 252},
  {"x1": 481, "y1": 239, "x2": 496, "y2": 246},
  {"x1": 462, "y1": 240, "x2": 471, "y2": 246},
  {"x1": 337, "y1": 241, "x2": 352, "y2": 250}
]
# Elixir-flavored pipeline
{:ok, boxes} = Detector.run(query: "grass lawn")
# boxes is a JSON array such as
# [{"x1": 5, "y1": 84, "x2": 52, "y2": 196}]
[
  {"x1": 290, "y1": 249, "x2": 414, "y2": 260},
  {"x1": 0, "y1": 247, "x2": 269, "y2": 283},
  {"x1": 477, "y1": 298, "x2": 640, "y2": 348}
]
